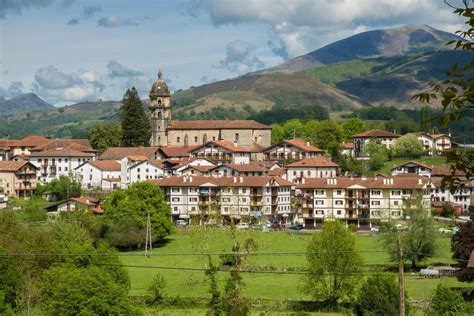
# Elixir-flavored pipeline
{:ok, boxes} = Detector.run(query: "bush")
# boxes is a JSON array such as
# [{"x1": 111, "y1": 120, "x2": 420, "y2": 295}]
[
  {"x1": 430, "y1": 284, "x2": 465, "y2": 315},
  {"x1": 147, "y1": 273, "x2": 166, "y2": 304},
  {"x1": 392, "y1": 134, "x2": 425, "y2": 158},
  {"x1": 357, "y1": 274, "x2": 401, "y2": 316}
]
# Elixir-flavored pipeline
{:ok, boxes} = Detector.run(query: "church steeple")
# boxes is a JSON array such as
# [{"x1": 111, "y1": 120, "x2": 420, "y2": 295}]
[{"x1": 149, "y1": 68, "x2": 171, "y2": 146}]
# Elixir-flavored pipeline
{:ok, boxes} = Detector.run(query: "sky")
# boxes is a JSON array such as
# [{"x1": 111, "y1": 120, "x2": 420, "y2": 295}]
[{"x1": 0, "y1": 0, "x2": 467, "y2": 106}]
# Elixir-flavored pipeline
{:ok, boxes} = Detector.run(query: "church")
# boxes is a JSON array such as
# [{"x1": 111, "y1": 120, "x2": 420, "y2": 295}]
[{"x1": 148, "y1": 71, "x2": 272, "y2": 150}]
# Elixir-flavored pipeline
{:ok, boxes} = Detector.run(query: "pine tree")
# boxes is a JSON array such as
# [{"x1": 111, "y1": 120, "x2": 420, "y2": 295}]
[{"x1": 121, "y1": 87, "x2": 151, "y2": 147}]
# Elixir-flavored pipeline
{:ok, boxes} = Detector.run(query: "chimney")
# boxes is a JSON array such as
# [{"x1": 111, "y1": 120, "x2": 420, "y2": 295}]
[
  {"x1": 189, "y1": 176, "x2": 193, "y2": 183},
  {"x1": 390, "y1": 178, "x2": 394, "y2": 185},
  {"x1": 301, "y1": 178, "x2": 305, "y2": 184},
  {"x1": 233, "y1": 176, "x2": 237, "y2": 183},
  {"x1": 183, "y1": 176, "x2": 187, "y2": 183},
  {"x1": 361, "y1": 176, "x2": 367, "y2": 181},
  {"x1": 418, "y1": 178, "x2": 422, "y2": 185},
  {"x1": 327, "y1": 178, "x2": 331, "y2": 184},
  {"x1": 333, "y1": 179, "x2": 337, "y2": 185},
  {"x1": 240, "y1": 176, "x2": 243, "y2": 183},
  {"x1": 306, "y1": 141, "x2": 310, "y2": 146}
]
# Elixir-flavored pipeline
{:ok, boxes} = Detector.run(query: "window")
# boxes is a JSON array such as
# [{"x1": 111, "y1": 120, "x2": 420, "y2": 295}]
[
  {"x1": 371, "y1": 201, "x2": 381, "y2": 206},
  {"x1": 222, "y1": 197, "x2": 231, "y2": 202},
  {"x1": 393, "y1": 201, "x2": 399, "y2": 206},
  {"x1": 337, "y1": 210, "x2": 342, "y2": 215},
  {"x1": 203, "y1": 134, "x2": 207, "y2": 143},
  {"x1": 184, "y1": 134, "x2": 188, "y2": 147},
  {"x1": 171, "y1": 188, "x2": 181, "y2": 193},
  {"x1": 335, "y1": 200, "x2": 343, "y2": 205},
  {"x1": 235, "y1": 133, "x2": 239, "y2": 142},
  {"x1": 371, "y1": 190, "x2": 381, "y2": 195},
  {"x1": 336, "y1": 190, "x2": 342, "y2": 195},
  {"x1": 189, "y1": 197, "x2": 198, "y2": 202},
  {"x1": 315, "y1": 200, "x2": 324, "y2": 205},
  {"x1": 171, "y1": 197, "x2": 180, "y2": 202},
  {"x1": 58, "y1": 159, "x2": 62, "y2": 163},
  {"x1": 314, "y1": 189, "x2": 324, "y2": 195},
  {"x1": 194, "y1": 136, "x2": 198, "y2": 143},
  {"x1": 177, "y1": 137, "x2": 180, "y2": 143},
  {"x1": 65, "y1": 167, "x2": 68, "y2": 171},
  {"x1": 391, "y1": 190, "x2": 401, "y2": 196}
]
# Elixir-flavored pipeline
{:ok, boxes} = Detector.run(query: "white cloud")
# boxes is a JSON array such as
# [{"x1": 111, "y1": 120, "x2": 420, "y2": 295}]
[
  {"x1": 216, "y1": 40, "x2": 265, "y2": 73},
  {"x1": 97, "y1": 16, "x2": 138, "y2": 27},
  {"x1": 0, "y1": 81, "x2": 24, "y2": 98},
  {"x1": 125, "y1": 76, "x2": 154, "y2": 98},
  {"x1": 196, "y1": 0, "x2": 464, "y2": 58},
  {"x1": 33, "y1": 66, "x2": 105, "y2": 104}
]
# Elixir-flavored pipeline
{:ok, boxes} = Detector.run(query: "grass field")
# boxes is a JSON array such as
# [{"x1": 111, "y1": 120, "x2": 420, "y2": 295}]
[
  {"x1": 122, "y1": 229, "x2": 472, "y2": 304},
  {"x1": 366, "y1": 156, "x2": 447, "y2": 176}
]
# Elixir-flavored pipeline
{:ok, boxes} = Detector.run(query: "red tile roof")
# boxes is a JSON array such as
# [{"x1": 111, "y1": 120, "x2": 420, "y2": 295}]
[
  {"x1": 30, "y1": 148, "x2": 95, "y2": 157},
  {"x1": 99, "y1": 147, "x2": 159, "y2": 160},
  {"x1": 264, "y1": 139, "x2": 324, "y2": 153},
  {"x1": 191, "y1": 140, "x2": 251, "y2": 153},
  {"x1": 158, "y1": 145, "x2": 199, "y2": 158},
  {"x1": 30, "y1": 139, "x2": 94, "y2": 153},
  {"x1": 287, "y1": 157, "x2": 339, "y2": 168},
  {"x1": 127, "y1": 155, "x2": 148, "y2": 161},
  {"x1": 169, "y1": 120, "x2": 270, "y2": 130},
  {"x1": 0, "y1": 161, "x2": 37, "y2": 171},
  {"x1": 391, "y1": 161, "x2": 433, "y2": 171},
  {"x1": 151, "y1": 175, "x2": 293, "y2": 187},
  {"x1": 10, "y1": 135, "x2": 51, "y2": 147},
  {"x1": 340, "y1": 142, "x2": 353, "y2": 150},
  {"x1": 87, "y1": 160, "x2": 121, "y2": 171},
  {"x1": 352, "y1": 130, "x2": 400, "y2": 138},
  {"x1": 0, "y1": 140, "x2": 18, "y2": 150},
  {"x1": 297, "y1": 176, "x2": 430, "y2": 189}
]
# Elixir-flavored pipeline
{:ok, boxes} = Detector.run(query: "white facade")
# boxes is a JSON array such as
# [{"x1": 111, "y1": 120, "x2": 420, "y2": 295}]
[
  {"x1": 129, "y1": 160, "x2": 164, "y2": 184},
  {"x1": 75, "y1": 161, "x2": 121, "y2": 190},
  {"x1": 285, "y1": 166, "x2": 337, "y2": 183},
  {"x1": 391, "y1": 162, "x2": 433, "y2": 177}
]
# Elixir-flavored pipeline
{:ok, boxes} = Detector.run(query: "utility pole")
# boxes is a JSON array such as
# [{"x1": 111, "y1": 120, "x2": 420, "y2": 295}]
[
  {"x1": 145, "y1": 210, "x2": 152, "y2": 257},
  {"x1": 397, "y1": 233, "x2": 405, "y2": 316}
]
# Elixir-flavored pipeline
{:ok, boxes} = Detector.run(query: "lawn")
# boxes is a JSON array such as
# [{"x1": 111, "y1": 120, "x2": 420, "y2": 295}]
[
  {"x1": 121, "y1": 229, "x2": 472, "y2": 303},
  {"x1": 366, "y1": 156, "x2": 447, "y2": 176}
]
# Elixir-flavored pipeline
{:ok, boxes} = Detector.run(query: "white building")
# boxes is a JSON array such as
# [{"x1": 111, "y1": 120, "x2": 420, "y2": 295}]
[
  {"x1": 352, "y1": 130, "x2": 400, "y2": 158},
  {"x1": 189, "y1": 140, "x2": 251, "y2": 164},
  {"x1": 129, "y1": 160, "x2": 165, "y2": 183},
  {"x1": 417, "y1": 132, "x2": 453, "y2": 155},
  {"x1": 391, "y1": 161, "x2": 433, "y2": 177},
  {"x1": 284, "y1": 157, "x2": 339, "y2": 183},
  {"x1": 29, "y1": 148, "x2": 95, "y2": 183},
  {"x1": 297, "y1": 176, "x2": 432, "y2": 229},
  {"x1": 151, "y1": 175, "x2": 294, "y2": 223},
  {"x1": 76, "y1": 160, "x2": 121, "y2": 190},
  {"x1": 263, "y1": 138, "x2": 324, "y2": 163}
]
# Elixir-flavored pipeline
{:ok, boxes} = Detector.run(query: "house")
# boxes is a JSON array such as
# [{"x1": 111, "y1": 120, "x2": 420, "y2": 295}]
[
  {"x1": 45, "y1": 196, "x2": 103, "y2": 217},
  {"x1": 352, "y1": 130, "x2": 400, "y2": 158},
  {"x1": 0, "y1": 140, "x2": 17, "y2": 161},
  {"x1": 129, "y1": 160, "x2": 165, "y2": 183},
  {"x1": 340, "y1": 142, "x2": 353, "y2": 156},
  {"x1": 284, "y1": 157, "x2": 339, "y2": 183},
  {"x1": 263, "y1": 139, "x2": 324, "y2": 163},
  {"x1": 417, "y1": 132, "x2": 453, "y2": 155},
  {"x1": 8, "y1": 135, "x2": 51, "y2": 156},
  {"x1": 29, "y1": 148, "x2": 95, "y2": 183},
  {"x1": 0, "y1": 161, "x2": 38, "y2": 198},
  {"x1": 154, "y1": 145, "x2": 199, "y2": 160},
  {"x1": 151, "y1": 175, "x2": 294, "y2": 223},
  {"x1": 391, "y1": 161, "x2": 433, "y2": 177},
  {"x1": 189, "y1": 140, "x2": 252, "y2": 164},
  {"x1": 297, "y1": 176, "x2": 432, "y2": 229},
  {"x1": 174, "y1": 158, "x2": 216, "y2": 176},
  {"x1": 207, "y1": 162, "x2": 269, "y2": 177},
  {"x1": 431, "y1": 178, "x2": 472, "y2": 213},
  {"x1": 76, "y1": 160, "x2": 121, "y2": 190},
  {"x1": 119, "y1": 155, "x2": 149, "y2": 188}
]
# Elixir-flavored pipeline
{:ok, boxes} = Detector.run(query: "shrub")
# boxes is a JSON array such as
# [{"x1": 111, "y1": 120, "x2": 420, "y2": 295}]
[{"x1": 430, "y1": 284, "x2": 465, "y2": 315}]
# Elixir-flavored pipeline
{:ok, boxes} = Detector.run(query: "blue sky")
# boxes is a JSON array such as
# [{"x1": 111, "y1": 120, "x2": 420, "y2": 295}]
[{"x1": 0, "y1": 0, "x2": 465, "y2": 106}]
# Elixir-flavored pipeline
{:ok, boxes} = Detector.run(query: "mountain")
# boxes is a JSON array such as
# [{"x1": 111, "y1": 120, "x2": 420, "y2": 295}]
[
  {"x1": 0, "y1": 93, "x2": 54, "y2": 117},
  {"x1": 0, "y1": 100, "x2": 121, "y2": 139},
  {"x1": 259, "y1": 24, "x2": 461, "y2": 74}
]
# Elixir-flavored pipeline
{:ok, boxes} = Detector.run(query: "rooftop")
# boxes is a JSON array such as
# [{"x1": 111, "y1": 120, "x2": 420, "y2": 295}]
[
  {"x1": 287, "y1": 156, "x2": 339, "y2": 168},
  {"x1": 169, "y1": 120, "x2": 270, "y2": 130},
  {"x1": 352, "y1": 130, "x2": 400, "y2": 138}
]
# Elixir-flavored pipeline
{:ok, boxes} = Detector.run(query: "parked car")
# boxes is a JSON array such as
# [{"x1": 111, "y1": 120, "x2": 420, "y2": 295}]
[
  {"x1": 175, "y1": 219, "x2": 187, "y2": 227},
  {"x1": 271, "y1": 222, "x2": 286, "y2": 230},
  {"x1": 236, "y1": 223, "x2": 249, "y2": 230},
  {"x1": 288, "y1": 223, "x2": 304, "y2": 231},
  {"x1": 370, "y1": 226, "x2": 380, "y2": 233}
]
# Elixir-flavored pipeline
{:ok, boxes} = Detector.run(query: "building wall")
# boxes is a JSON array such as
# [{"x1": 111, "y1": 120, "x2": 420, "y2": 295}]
[
  {"x1": 76, "y1": 163, "x2": 121, "y2": 190},
  {"x1": 129, "y1": 162, "x2": 164, "y2": 183},
  {"x1": 285, "y1": 167, "x2": 337, "y2": 183},
  {"x1": 0, "y1": 165, "x2": 37, "y2": 198},
  {"x1": 30, "y1": 156, "x2": 93, "y2": 183}
]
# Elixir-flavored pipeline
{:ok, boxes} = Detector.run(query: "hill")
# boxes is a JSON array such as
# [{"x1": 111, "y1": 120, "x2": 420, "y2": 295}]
[
  {"x1": 260, "y1": 24, "x2": 460, "y2": 74},
  {"x1": 0, "y1": 93, "x2": 54, "y2": 117},
  {"x1": 0, "y1": 100, "x2": 121, "y2": 139}
]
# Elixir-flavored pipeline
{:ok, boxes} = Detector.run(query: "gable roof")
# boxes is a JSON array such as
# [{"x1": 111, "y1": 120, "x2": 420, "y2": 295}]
[
  {"x1": 287, "y1": 157, "x2": 339, "y2": 168},
  {"x1": 190, "y1": 140, "x2": 251, "y2": 153},
  {"x1": 211, "y1": 162, "x2": 266, "y2": 173},
  {"x1": 0, "y1": 161, "x2": 37, "y2": 172},
  {"x1": 0, "y1": 140, "x2": 18, "y2": 150},
  {"x1": 81, "y1": 160, "x2": 121, "y2": 171},
  {"x1": 169, "y1": 120, "x2": 270, "y2": 130},
  {"x1": 99, "y1": 146, "x2": 159, "y2": 160},
  {"x1": 352, "y1": 130, "x2": 400, "y2": 138},
  {"x1": 297, "y1": 176, "x2": 430, "y2": 189},
  {"x1": 340, "y1": 142, "x2": 353, "y2": 150},
  {"x1": 29, "y1": 148, "x2": 95, "y2": 158},
  {"x1": 30, "y1": 139, "x2": 95, "y2": 153},
  {"x1": 264, "y1": 138, "x2": 324, "y2": 153}
]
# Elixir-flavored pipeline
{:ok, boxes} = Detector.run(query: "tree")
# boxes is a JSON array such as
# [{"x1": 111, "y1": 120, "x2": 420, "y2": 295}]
[
  {"x1": 430, "y1": 284, "x2": 465, "y2": 315},
  {"x1": 451, "y1": 221, "x2": 474, "y2": 282},
  {"x1": 442, "y1": 202, "x2": 455, "y2": 217},
  {"x1": 342, "y1": 118, "x2": 366, "y2": 141},
  {"x1": 0, "y1": 248, "x2": 21, "y2": 308},
  {"x1": 413, "y1": 1, "x2": 474, "y2": 189},
  {"x1": 303, "y1": 220, "x2": 363, "y2": 303},
  {"x1": 391, "y1": 134, "x2": 425, "y2": 158},
  {"x1": 34, "y1": 175, "x2": 82, "y2": 201},
  {"x1": 40, "y1": 265, "x2": 135, "y2": 316},
  {"x1": 102, "y1": 182, "x2": 173, "y2": 246},
  {"x1": 121, "y1": 87, "x2": 151, "y2": 147},
  {"x1": 89, "y1": 123, "x2": 122, "y2": 154},
  {"x1": 104, "y1": 216, "x2": 147, "y2": 249},
  {"x1": 357, "y1": 274, "x2": 401, "y2": 316},
  {"x1": 382, "y1": 198, "x2": 437, "y2": 269},
  {"x1": 312, "y1": 120, "x2": 343, "y2": 151},
  {"x1": 365, "y1": 139, "x2": 388, "y2": 171},
  {"x1": 0, "y1": 292, "x2": 13, "y2": 316}
]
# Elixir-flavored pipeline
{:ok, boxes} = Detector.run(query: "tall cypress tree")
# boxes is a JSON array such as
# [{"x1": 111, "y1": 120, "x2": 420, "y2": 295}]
[{"x1": 121, "y1": 87, "x2": 151, "y2": 147}]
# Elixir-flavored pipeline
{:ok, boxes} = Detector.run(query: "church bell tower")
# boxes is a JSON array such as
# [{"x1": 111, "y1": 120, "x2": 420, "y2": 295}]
[{"x1": 149, "y1": 69, "x2": 171, "y2": 146}]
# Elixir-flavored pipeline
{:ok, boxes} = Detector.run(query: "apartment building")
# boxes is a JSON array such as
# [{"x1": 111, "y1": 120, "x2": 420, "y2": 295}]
[
  {"x1": 431, "y1": 178, "x2": 472, "y2": 212},
  {"x1": 297, "y1": 176, "x2": 432, "y2": 229},
  {"x1": 189, "y1": 140, "x2": 251, "y2": 164},
  {"x1": 75, "y1": 160, "x2": 121, "y2": 190},
  {"x1": 151, "y1": 175, "x2": 293, "y2": 223},
  {"x1": 284, "y1": 157, "x2": 339, "y2": 183},
  {"x1": 0, "y1": 161, "x2": 38, "y2": 198}
]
